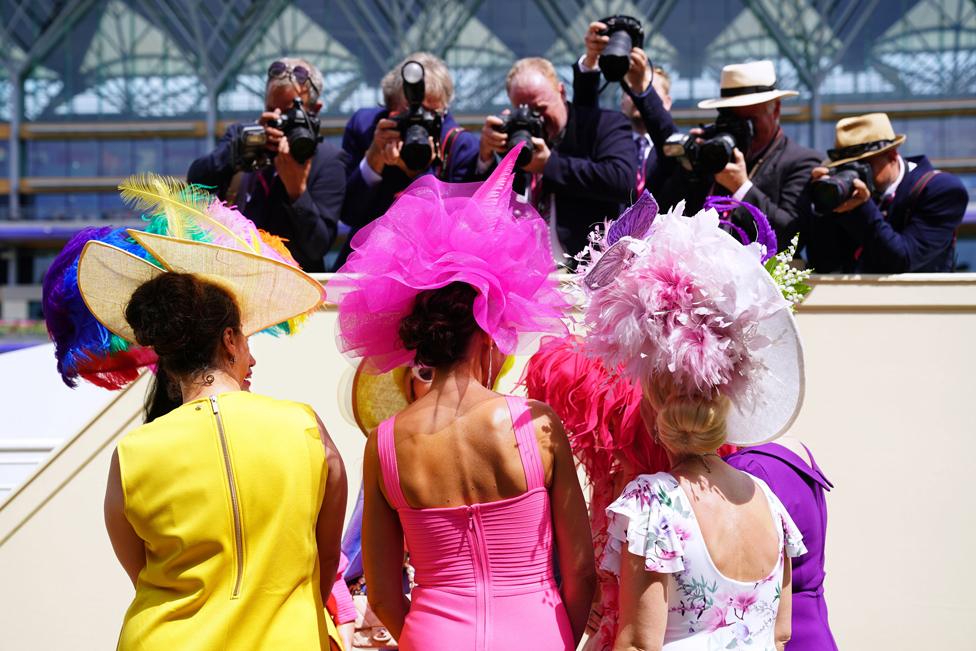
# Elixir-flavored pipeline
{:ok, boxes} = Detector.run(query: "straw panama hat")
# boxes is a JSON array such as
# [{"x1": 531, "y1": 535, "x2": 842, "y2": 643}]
[
  {"x1": 698, "y1": 60, "x2": 799, "y2": 109},
  {"x1": 824, "y1": 112, "x2": 906, "y2": 167},
  {"x1": 77, "y1": 229, "x2": 325, "y2": 343}
]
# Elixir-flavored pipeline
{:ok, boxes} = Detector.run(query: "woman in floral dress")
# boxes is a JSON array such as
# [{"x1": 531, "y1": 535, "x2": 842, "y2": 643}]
[{"x1": 574, "y1": 194, "x2": 810, "y2": 650}]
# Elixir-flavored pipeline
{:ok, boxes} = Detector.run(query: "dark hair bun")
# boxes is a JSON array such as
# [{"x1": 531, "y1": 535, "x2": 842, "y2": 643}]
[
  {"x1": 399, "y1": 282, "x2": 479, "y2": 368},
  {"x1": 125, "y1": 273, "x2": 241, "y2": 377}
]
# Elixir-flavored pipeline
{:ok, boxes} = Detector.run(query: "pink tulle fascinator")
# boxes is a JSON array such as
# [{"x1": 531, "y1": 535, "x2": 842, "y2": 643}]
[
  {"x1": 575, "y1": 191, "x2": 805, "y2": 445},
  {"x1": 328, "y1": 145, "x2": 570, "y2": 373}
]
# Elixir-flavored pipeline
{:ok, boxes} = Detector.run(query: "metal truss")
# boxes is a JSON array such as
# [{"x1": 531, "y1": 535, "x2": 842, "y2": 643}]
[{"x1": 332, "y1": 0, "x2": 484, "y2": 81}]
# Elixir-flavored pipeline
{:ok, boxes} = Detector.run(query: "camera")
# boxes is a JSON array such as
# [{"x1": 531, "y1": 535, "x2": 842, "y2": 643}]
[
  {"x1": 598, "y1": 15, "x2": 644, "y2": 82},
  {"x1": 392, "y1": 61, "x2": 444, "y2": 171},
  {"x1": 811, "y1": 160, "x2": 875, "y2": 213},
  {"x1": 662, "y1": 112, "x2": 754, "y2": 176},
  {"x1": 495, "y1": 104, "x2": 545, "y2": 168},
  {"x1": 233, "y1": 97, "x2": 321, "y2": 171},
  {"x1": 233, "y1": 124, "x2": 272, "y2": 171}
]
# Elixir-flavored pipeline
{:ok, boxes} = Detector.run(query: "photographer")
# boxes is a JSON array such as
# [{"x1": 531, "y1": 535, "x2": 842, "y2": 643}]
[
  {"x1": 578, "y1": 40, "x2": 820, "y2": 251},
  {"x1": 478, "y1": 57, "x2": 635, "y2": 261},
  {"x1": 336, "y1": 52, "x2": 479, "y2": 268},
  {"x1": 187, "y1": 58, "x2": 348, "y2": 272},
  {"x1": 573, "y1": 21, "x2": 678, "y2": 201},
  {"x1": 803, "y1": 113, "x2": 968, "y2": 273}
]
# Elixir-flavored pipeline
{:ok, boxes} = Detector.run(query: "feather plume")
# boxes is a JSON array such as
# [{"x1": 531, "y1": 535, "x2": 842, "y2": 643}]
[{"x1": 119, "y1": 174, "x2": 251, "y2": 251}]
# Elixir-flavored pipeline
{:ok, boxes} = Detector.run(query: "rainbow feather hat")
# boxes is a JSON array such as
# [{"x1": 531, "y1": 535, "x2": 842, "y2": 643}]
[{"x1": 43, "y1": 174, "x2": 324, "y2": 389}]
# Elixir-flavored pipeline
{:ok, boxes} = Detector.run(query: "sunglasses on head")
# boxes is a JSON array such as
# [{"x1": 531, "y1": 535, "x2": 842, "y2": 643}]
[{"x1": 267, "y1": 61, "x2": 320, "y2": 96}]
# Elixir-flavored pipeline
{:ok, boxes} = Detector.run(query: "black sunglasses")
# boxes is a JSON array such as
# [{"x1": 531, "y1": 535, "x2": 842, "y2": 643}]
[{"x1": 267, "y1": 61, "x2": 320, "y2": 96}]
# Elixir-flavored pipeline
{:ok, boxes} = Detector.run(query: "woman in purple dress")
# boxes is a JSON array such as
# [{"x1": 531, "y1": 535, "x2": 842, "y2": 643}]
[{"x1": 726, "y1": 437, "x2": 838, "y2": 651}]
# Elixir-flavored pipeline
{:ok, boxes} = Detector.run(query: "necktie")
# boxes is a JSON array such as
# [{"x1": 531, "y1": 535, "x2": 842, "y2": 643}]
[{"x1": 634, "y1": 137, "x2": 650, "y2": 194}]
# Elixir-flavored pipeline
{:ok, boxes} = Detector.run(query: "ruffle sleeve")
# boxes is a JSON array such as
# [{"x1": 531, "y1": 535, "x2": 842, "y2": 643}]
[
  {"x1": 755, "y1": 477, "x2": 808, "y2": 558},
  {"x1": 601, "y1": 473, "x2": 687, "y2": 576},
  {"x1": 780, "y1": 507, "x2": 807, "y2": 558}
]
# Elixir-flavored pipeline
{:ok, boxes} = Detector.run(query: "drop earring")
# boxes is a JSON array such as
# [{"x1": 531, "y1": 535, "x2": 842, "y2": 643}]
[{"x1": 229, "y1": 355, "x2": 236, "y2": 366}]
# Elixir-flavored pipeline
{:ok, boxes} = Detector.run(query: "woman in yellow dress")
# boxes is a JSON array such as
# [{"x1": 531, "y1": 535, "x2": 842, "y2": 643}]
[{"x1": 71, "y1": 218, "x2": 347, "y2": 649}]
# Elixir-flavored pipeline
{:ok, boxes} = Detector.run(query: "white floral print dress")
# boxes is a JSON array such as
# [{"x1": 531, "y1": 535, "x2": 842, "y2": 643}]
[{"x1": 603, "y1": 472, "x2": 807, "y2": 650}]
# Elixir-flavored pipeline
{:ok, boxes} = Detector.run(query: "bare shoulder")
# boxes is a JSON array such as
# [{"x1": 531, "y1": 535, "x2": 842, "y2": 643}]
[{"x1": 524, "y1": 398, "x2": 567, "y2": 450}]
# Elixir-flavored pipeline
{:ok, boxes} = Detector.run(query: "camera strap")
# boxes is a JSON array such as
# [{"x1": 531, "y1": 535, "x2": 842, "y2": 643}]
[{"x1": 437, "y1": 126, "x2": 465, "y2": 181}]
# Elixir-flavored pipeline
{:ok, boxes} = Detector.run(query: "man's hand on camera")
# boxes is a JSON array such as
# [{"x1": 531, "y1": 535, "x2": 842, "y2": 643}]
[
  {"x1": 521, "y1": 137, "x2": 550, "y2": 174},
  {"x1": 480, "y1": 114, "x2": 508, "y2": 163},
  {"x1": 811, "y1": 166, "x2": 871, "y2": 213},
  {"x1": 714, "y1": 148, "x2": 748, "y2": 193},
  {"x1": 275, "y1": 136, "x2": 312, "y2": 202},
  {"x1": 260, "y1": 110, "x2": 285, "y2": 152},
  {"x1": 624, "y1": 48, "x2": 652, "y2": 94},
  {"x1": 365, "y1": 118, "x2": 402, "y2": 175},
  {"x1": 582, "y1": 21, "x2": 609, "y2": 69}
]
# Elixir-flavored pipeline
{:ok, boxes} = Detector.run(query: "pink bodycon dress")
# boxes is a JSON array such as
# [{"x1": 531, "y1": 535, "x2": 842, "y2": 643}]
[{"x1": 377, "y1": 396, "x2": 575, "y2": 651}]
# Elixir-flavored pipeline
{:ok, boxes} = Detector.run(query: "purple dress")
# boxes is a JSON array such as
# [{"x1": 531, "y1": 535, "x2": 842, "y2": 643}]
[{"x1": 725, "y1": 443, "x2": 838, "y2": 651}]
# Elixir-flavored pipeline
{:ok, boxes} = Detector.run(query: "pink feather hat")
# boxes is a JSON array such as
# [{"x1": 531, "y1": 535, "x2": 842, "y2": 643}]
[
  {"x1": 576, "y1": 198, "x2": 804, "y2": 446},
  {"x1": 328, "y1": 145, "x2": 570, "y2": 373}
]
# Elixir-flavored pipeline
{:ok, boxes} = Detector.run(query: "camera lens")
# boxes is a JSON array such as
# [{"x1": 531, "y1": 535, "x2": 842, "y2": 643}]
[
  {"x1": 599, "y1": 29, "x2": 633, "y2": 82},
  {"x1": 401, "y1": 123, "x2": 432, "y2": 171},
  {"x1": 812, "y1": 170, "x2": 857, "y2": 213},
  {"x1": 288, "y1": 128, "x2": 317, "y2": 164},
  {"x1": 698, "y1": 134, "x2": 736, "y2": 175},
  {"x1": 507, "y1": 129, "x2": 535, "y2": 168}
]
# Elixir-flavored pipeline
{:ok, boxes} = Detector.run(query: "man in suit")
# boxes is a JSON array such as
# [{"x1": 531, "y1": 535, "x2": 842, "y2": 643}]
[
  {"x1": 803, "y1": 113, "x2": 968, "y2": 273},
  {"x1": 572, "y1": 21, "x2": 674, "y2": 201},
  {"x1": 336, "y1": 52, "x2": 479, "y2": 268},
  {"x1": 478, "y1": 57, "x2": 635, "y2": 262},
  {"x1": 187, "y1": 58, "x2": 347, "y2": 272}
]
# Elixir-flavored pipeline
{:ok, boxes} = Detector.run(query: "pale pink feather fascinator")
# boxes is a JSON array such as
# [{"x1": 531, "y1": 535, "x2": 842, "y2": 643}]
[{"x1": 576, "y1": 193, "x2": 804, "y2": 445}]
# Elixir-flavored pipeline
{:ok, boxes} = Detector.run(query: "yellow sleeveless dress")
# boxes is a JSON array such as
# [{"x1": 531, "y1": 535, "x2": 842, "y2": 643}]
[{"x1": 115, "y1": 391, "x2": 342, "y2": 650}]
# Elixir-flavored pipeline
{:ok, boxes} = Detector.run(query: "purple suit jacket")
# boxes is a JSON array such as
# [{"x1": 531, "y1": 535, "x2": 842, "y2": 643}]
[{"x1": 726, "y1": 443, "x2": 838, "y2": 651}]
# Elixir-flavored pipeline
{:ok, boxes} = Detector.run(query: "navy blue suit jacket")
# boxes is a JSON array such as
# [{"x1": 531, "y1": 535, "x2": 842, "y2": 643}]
[
  {"x1": 535, "y1": 102, "x2": 635, "y2": 258},
  {"x1": 803, "y1": 155, "x2": 969, "y2": 273},
  {"x1": 339, "y1": 107, "x2": 478, "y2": 224},
  {"x1": 572, "y1": 64, "x2": 679, "y2": 203},
  {"x1": 186, "y1": 123, "x2": 348, "y2": 272}
]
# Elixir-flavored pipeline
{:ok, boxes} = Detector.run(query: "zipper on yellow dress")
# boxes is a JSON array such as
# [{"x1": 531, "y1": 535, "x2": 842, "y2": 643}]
[{"x1": 210, "y1": 395, "x2": 244, "y2": 598}]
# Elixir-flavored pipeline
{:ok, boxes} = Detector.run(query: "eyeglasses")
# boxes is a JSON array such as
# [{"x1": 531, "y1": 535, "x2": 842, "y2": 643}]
[{"x1": 267, "y1": 61, "x2": 320, "y2": 96}]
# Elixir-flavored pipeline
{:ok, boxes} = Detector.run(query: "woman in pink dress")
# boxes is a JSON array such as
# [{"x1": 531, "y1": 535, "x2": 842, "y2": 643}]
[{"x1": 329, "y1": 145, "x2": 596, "y2": 650}]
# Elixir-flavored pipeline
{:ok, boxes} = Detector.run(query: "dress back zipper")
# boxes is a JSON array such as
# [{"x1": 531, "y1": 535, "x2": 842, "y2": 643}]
[{"x1": 210, "y1": 395, "x2": 245, "y2": 598}]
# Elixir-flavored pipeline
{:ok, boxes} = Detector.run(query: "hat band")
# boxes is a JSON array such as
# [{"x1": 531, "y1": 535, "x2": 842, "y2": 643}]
[
  {"x1": 720, "y1": 83, "x2": 777, "y2": 98},
  {"x1": 827, "y1": 139, "x2": 895, "y2": 162}
]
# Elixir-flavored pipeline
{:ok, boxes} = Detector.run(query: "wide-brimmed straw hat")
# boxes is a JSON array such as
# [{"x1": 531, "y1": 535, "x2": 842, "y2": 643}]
[
  {"x1": 351, "y1": 361, "x2": 427, "y2": 435},
  {"x1": 824, "y1": 113, "x2": 906, "y2": 167},
  {"x1": 698, "y1": 60, "x2": 798, "y2": 110},
  {"x1": 78, "y1": 230, "x2": 324, "y2": 343}
]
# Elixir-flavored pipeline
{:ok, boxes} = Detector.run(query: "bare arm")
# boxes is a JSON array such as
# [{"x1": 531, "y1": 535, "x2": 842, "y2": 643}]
[
  {"x1": 775, "y1": 554, "x2": 793, "y2": 650},
  {"x1": 103, "y1": 449, "x2": 145, "y2": 587},
  {"x1": 361, "y1": 429, "x2": 410, "y2": 638},
  {"x1": 533, "y1": 401, "x2": 596, "y2": 645},
  {"x1": 613, "y1": 550, "x2": 669, "y2": 651},
  {"x1": 315, "y1": 414, "x2": 348, "y2": 605}
]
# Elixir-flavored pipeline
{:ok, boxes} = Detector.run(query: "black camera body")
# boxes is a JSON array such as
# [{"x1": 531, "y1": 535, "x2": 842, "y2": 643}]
[
  {"x1": 598, "y1": 15, "x2": 644, "y2": 82},
  {"x1": 392, "y1": 60, "x2": 444, "y2": 171},
  {"x1": 267, "y1": 97, "x2": 321, "y2": 164},
  {"x1": 662, "y1": 112, "x2": 754, "y2": 177},
  {"x1": 495, "y1": 104, "x2": 545, "y2": 168},
  {"x1": 811, "y1": 160, "x2": 876, "y2": 213},
  {"x1": 233, "y1": 97, "x2": 321, "y2": 171}
]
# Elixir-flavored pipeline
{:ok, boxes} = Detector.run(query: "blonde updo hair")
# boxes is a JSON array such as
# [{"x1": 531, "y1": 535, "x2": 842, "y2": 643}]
[{"x1": 643, "y1": 375, "x2": 730, "y2": 456}]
